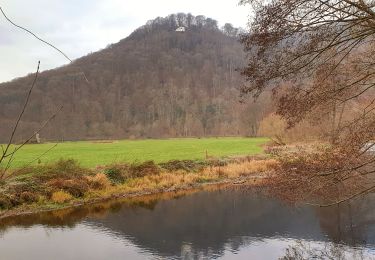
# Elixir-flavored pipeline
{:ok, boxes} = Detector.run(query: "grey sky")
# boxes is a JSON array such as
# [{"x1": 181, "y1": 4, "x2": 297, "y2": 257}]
[{"x1": 0, "y1": 0, "x2": 250, "y2": 83}]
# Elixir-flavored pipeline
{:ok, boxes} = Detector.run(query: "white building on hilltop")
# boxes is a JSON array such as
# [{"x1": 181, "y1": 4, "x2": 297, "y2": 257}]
[{"x1": 175, "y1": 27, "x2": 186, "y2": 32}]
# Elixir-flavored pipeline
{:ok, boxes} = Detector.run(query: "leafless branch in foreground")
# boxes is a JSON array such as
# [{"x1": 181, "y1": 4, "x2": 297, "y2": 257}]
[
  {"x1": 0, "y1": 61, "x2": 40, "y2": 167},
  {"x1": 0, "y1": 6, "x2": 89, "y2": 83},
  {"x1": 0, "y1": 7, "x2": 71, "y2": 62},
  {"x1": 0, "y1": 62, "x2": 62, "y2": 180},
  {"x1": 241, "y1": 0, "x2": 375, "y2": 205}
]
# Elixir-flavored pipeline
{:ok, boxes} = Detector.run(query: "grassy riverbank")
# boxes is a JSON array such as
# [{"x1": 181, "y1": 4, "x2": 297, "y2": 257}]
[
  {"x1": 6, "y1": 137, "x2": 269, "y2": 169},
  {"x1": 0, "y1": 137, "x2": 271, "y2": 217},
  {"x1": 0, "y1": 157, "x2": 278, "y2": 218}
]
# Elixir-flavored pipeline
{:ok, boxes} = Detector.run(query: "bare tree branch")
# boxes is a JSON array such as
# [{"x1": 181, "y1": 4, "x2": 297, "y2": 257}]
[
  {"x1": 0, "y1": 6, "x2": 89, "y2": 83},
  {"x1": 0, "y1": 61, "x2": 40, "y2": 166},
  {"x1": 0, "y1": 7, "x2": 72, "y2": 62}
]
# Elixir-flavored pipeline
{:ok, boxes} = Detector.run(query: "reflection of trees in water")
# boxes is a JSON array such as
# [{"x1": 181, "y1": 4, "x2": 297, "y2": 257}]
[
  {"x1": 0, "y1": 188, "x2": 198, "y2": 233},
  {"x1": 87, "y1": 190, "x2": 324, "y2": 258},
  {"x1": 280, "y1": 240, "x2": 372, "y2": 260},
  {"x1": 0, "y1": 190, "x2": 374, "y2": 259},
  {"x1": 316, "y1": 194, "x2": 375, "y2": 247},
  {"x1": 0, "y1": 207, "x2": 90, "y2": 233}
]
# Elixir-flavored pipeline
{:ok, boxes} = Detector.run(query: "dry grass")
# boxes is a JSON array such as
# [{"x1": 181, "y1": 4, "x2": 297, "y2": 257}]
[
  {"x1": 1, "y1": 158, "x2": 279, "y2": 214},
  {"x1": 107, "y1": 158, "x2": 280, "y2": 195},
  {"x1": 202, "y1": 159, "x2": 280, "y2": 178},
  {"x1": 51, "y1": 191, "x2": 73, "y2": 204},
  {"x1": 86, "y1": 173, "x2": 111, "y2": 190}
]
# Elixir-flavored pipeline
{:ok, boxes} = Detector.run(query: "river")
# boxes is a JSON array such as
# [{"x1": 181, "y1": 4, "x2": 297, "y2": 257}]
[{"x1": 0, "y1": 187, "x2": 374, "y2": 259}]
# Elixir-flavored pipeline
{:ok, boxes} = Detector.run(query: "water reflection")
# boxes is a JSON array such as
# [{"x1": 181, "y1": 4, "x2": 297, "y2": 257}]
[
  {"x1": 279, "y1": 240, "x2": 375, "y2": 260},
  {"x1": 0, "y1": 187, "x2": 374, "y2": 259},
  {"x1": 317, "y1": 200, "x2": 375, "y2": 246}
]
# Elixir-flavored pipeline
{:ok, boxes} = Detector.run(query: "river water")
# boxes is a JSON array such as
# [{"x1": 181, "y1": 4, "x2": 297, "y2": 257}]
[{"x1": 0, "y1": 187, "x2": 374, "y2": 259}]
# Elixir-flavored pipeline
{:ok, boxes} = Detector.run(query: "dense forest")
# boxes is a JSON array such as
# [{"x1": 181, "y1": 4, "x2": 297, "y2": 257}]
[
  {"x1": 0, "y1": 14, "x2": 274, "y2": 141},
  {"x1": 0, "y1": 13, "x2": 270, "y2": 142}
]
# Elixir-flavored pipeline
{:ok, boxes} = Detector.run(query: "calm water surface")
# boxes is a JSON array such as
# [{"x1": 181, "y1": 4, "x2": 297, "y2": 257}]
[{"x1": 0, "y1": 187, "x2": 374, "y2": 259}]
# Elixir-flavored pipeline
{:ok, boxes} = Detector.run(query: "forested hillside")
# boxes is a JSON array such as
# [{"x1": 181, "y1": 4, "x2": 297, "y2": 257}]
[{"x1": 0, "y1": 14, "x2": 269, "y2": 142}]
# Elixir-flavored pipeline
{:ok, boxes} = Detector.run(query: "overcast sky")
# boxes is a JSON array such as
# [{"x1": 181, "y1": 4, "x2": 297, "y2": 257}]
[{"x1": 0, "y1": 0, "x2": 250, "y2": 83}]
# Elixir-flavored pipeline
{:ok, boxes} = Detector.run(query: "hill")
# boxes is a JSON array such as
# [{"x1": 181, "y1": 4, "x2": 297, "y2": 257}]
[{"x1": 0, "y1": 13, "x2": 268, "y2": 142}]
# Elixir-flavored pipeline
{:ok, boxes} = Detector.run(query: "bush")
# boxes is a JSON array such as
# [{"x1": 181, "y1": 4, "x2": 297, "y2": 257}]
[
  {"x1": 104, "y1": 161, "x2": 160, "y2": 184},
  {"x1": 51, "y1": 191, "x2": 73, "y2": 204},
  {"x1": 207, "y1": 159, "x2": 228, "y2": 167},
  {"x1": 7, "y1": 195, "x2": 21, "y2": 208},
  {"x1": 130, "y1": 161, "x2": 160, "y2": 177},
  {"x1": 87, "y1": 173, "x2": 111, "y2": 189},
  {"x1": 36, "y1": 159, "x2": 93, "y2": 181},
  {"x1": 0, "y1": 195, "x2": 12, "y2": 210},
  {"x1": 54, "y1": 159, "x2": 85, "y2": 174},
  {"x1": 159, "y1": 160, "x2": 207, "y2": 172},
  {"x1": 6, "y1": 183, "x2": 35, "y2": 195},
  {"x1": 48, "y1": 178, "x2": 89, "y2": 197},
  {"x1": 63, "y1": 180, "x2": 89, "y2": 197},
  {"x1": 105, "y1": 168, "x2": 126, "y2": 184},
  {"x1": 19, "y1": 191, "x2": 38, "y2": 203}
]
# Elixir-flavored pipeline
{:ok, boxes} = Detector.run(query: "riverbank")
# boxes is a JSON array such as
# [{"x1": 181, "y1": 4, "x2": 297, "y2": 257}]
[{"x1": 0, "y1": 157, "x2": 279, "y2": 220}]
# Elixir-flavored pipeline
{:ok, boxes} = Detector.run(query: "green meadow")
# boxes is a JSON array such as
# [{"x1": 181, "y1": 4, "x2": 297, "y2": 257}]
[{"x1": 5, "y1": 137, "x2": 269, "y2": 169}]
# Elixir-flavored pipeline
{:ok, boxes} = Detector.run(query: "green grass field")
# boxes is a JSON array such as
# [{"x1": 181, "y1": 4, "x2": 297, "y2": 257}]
[{"x1": 5, "y1": 137, "x2": 269, "y2": 169}]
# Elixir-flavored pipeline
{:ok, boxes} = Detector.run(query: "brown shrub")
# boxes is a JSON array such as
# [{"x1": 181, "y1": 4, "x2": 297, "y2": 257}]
[
  {"x1": 87, "y1": 173, "x2": 111, "y2": 189},
  {"x1": 0, "y1": 195, "x2": 12, "y2": 210},
  {"x1": 7, "y1": 195, "x2": 21, "y2": 208},
  {"x1": 7, "y1": 182, "x2": 35, "y2": 194},
  {"x1": 47, "y1": 178, "x2": 90, "y2": 198},
  {"x1": 159, "y1": 160, "x2": 207, "y2": 172},
  {"x1": 35, "y1": 159, "x2": 94, "y2": 182},
  {"x1": 19, "y1": 191, "x2": 38, "y2": 203},
  {"x1": 104, "y1": 161, "x2": 160, "y2": 184},
  {"x1": 130, "y1": 161, "x2": 160, "y2": 178}
]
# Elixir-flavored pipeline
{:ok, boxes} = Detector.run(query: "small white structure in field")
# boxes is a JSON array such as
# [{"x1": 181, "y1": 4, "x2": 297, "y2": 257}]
[
  {"x1": 176, "y1": 27, "x2": 186, "y2": 32},
  {"x1": 35, "y1": 133, "x2": 41, "y2": 144}
]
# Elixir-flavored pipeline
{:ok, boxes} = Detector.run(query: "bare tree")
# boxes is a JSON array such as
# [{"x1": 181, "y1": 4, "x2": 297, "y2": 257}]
[
  {"x1": 240, "y1": 0, "x2": 375, "y2": 204},
  {"x1": 240, "y1": 0, "x2": 375, "y2": 133}
]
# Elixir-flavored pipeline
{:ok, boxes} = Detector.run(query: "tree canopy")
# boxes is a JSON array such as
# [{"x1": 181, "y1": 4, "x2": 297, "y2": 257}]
[{"x1": 241, "y1": 0, "x2": 375, "y2": 146}]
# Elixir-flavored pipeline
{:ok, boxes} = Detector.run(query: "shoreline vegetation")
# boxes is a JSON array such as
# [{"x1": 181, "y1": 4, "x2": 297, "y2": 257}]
[
  {"x1": 1, "y1": 139, "x2": 372, "y2": 220},
  {"x1": 0, "y1": 155, "x2": 279, "y2": 220}
]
